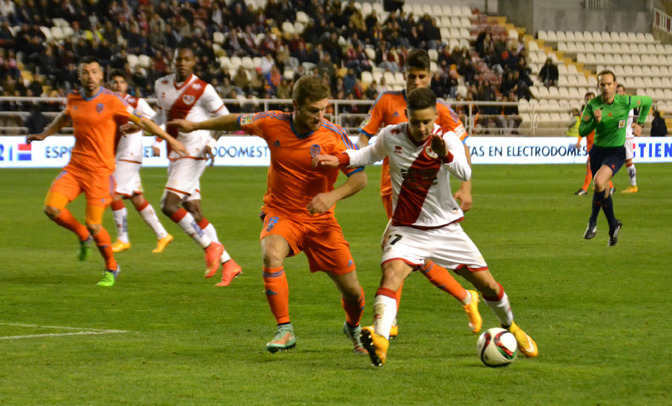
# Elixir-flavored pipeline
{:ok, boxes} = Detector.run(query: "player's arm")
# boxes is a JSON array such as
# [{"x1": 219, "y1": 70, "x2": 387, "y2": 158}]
[
  {"x1": 630, "y1": 95, "x2": 653, "y2": 136},
  {"x1": 307, "y1": 170, "x2": 367, "y2": 215},
  {"x1": 578, "y1": 103, "x2": 596, "y2": 137},
  {"x1": 168, "y1": 114, "x2": 243, "y2": 134},
  {"x1": 26, "y1": 111, "x2": 70, "y2": 143},
  {"x1": 432, "y1": 132, "x2": 471, "y2": 182},
  {"x1": 454, "y1": 143, "x2": 472, "y2": 211},
  {"x1": 129, "y1": 114, "x2": 187, "y2": 156}
]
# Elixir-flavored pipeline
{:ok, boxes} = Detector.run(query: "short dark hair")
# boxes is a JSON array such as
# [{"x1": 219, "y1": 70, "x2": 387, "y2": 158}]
[
  {"x1": 597, "y1": 69, "x2": 616, "y2": 82},
  {"x1": 107, "y1": 69, "x2": 126, "y2": 82},
  {"x1": 79, "y1": 55, "x2": 101, "y2": 67},
  {"x1": 616, "y1": 83, "x2": 625, "y2": 91},
  {"x1": 585, "y1": 91, "x2": 595, "y2": 98},
  {"x1": 407, "y1": 87, "x2": 437, "y2": 112},
  {"x1": 292, "y1": 75, "x2": 330, "y2": 106},
  {"x1": 405, "y1": 49, "x2": 431, "y2": 72}
]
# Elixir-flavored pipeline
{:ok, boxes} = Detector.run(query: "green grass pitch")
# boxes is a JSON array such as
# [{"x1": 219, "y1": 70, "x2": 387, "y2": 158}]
[{"x1": 1, "y1": 164, "x2": 670, "y2": 405}]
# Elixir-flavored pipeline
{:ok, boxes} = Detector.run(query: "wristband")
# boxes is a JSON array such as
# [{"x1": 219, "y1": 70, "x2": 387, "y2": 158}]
[{"x1": 337, "y1": 153, "x2": 350, "y2": 166}]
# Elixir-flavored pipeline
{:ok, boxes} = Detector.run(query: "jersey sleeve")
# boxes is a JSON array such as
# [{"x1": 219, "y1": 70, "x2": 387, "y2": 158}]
[
  {"x1": 202, "y1": 84, "x2": 229, "y2": 117},
  {"x1": 329, "y1": 126, "x2": 363, "y2": 177},
  {"x1": 237, "y1": 112, "x2": 267, "y2": 138},
  {"x1": 579, "y1": 100, "x2": 597, "y2": 137},
  {"x1": 437, "y1": 101, "x2": 468, "y2": 143},
  {"x1": 359, "y1": 94, "x2": 387, "y2": 137},
  {"x1": 628, "y1": 95, "x2": 652, "y2": 124},
  {"x1": 111, "y1": 93, "x2": 136, "y2": 122},
  {"x1": 136, "y1": 98, "x2": 157, "y2": 120},
  {"x1": 442, "y1": 130, "x2": 471, "y2": 182},
  {"x1": 346, "y1": 125, "x2": 389, "y2": 167}
]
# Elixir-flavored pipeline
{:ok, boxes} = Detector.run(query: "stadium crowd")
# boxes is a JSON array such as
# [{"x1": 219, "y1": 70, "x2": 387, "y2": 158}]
[{"x1": 0, "y1": 0, "x2": 537, "y2": 133}]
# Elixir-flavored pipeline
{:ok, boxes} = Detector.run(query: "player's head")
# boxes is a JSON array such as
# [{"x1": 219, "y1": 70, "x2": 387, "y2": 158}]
[
  {"x1": 584, "y1": 91, "x2": 595, "y2": 102},
  {"x1": 108, "y1": 69, "x2": 128, "y2": 94},
  {"x1": 292, "y1": 75, "x2": 331, "y2": 134},
  {"x1": 405, "y1": 87, "x2": 438, "y2": 143},
  {"x1": 597, "y1": 69, "x2": 617, "y2": 102},
  {"x1": 616, "y1": 83, "x2": 626, "y2": 95},
  {"x1": 77, "y1": 55, "x2": 104, "y2": 95},
  {"x1": 173, "y1": 41, "x2": 196, "y2": 81},
  {"x1": 404, "y1": 49, "x2": 432, "y2": 94}
]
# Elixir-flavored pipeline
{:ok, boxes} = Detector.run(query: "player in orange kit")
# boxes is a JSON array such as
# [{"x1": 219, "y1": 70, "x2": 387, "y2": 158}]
[
  {"x1": 27, "y1": 56, "x2": 186, "y2": 286},
  {"x1": 357, "y1": 49, "x2": 481, "y2": 338},
  {"x1": 169, "y1": 75, "x2": 368, "y2": 355}
]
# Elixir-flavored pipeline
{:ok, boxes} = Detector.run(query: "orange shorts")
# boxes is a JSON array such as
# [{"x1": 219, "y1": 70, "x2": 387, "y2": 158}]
[
  {"x1": 260, "y1": 209, "x2": 356, "y2": 274},
  {"x1": 48, "y1": 167, "x2": 114, "y2": 208}
]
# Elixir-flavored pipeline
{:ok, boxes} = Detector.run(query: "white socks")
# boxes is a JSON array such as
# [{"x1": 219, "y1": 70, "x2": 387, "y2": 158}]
[{"x1": 373, "y1": 295, "x2": 398, "y2": 340}]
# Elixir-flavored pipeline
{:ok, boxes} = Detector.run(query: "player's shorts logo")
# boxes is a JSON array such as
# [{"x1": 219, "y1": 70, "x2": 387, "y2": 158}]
[
  {"x1": 96, "y1": 103, "x2": 104, "y2": 113},
  {"x1": 182, "y1": 95, "x2": 195, "y2": 105},
  {"x1": 310, "y1": 144, "x2": 321, "y2": 158}
]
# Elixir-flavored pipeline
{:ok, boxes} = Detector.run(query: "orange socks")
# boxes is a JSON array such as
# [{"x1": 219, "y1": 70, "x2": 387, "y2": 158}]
[
  {"x1": 92, "y1": 228, "x2": 117, "y2": 270},
  {"x1": 342, "y1": 286, "x2": 365, "y2": 327},
  {"x1": 263, "y1": 266, "x2": 290, "y2": 325},
  {"x1": 581, "y1": 169, "x2": 592, "y2": 191},
  {"x1": 419, "y1": 260, "x2": 468, "y2": 302},
  {"x1": 53, "y1": 209, "x2": 90, "y2": 241}
]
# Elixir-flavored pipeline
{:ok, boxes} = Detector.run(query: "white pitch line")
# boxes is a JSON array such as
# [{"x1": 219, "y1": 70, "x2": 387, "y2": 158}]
[
  {"x1": 0, "y1": 322, "x2": 129, "y2": 340},
  {"x1": 0, "y1": 330, "x2": 128, "y2": 340}
]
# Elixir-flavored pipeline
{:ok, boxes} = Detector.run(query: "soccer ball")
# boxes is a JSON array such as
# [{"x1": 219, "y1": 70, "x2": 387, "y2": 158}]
[{"x1": 476, "y1": 327, "x2": 518, "y2": 367}]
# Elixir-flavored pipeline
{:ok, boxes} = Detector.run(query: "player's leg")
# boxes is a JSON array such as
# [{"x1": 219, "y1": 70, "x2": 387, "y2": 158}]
[
  {"x1": 129, "y1": 193, "x2": 173, "y2": 253},
  {"x1": 84, "y1": 173, "x2": 120, "y2": 286},
  {"x1": 328, "y1": 272, "x2": 367, "y2": 354},
  {"x1": 110, "y1": 194, "x2": 130, "y2": 252},
  {"x1": 454, "y1": 266, "x2": 538, "y2": 358},
  {"x1": 183, "y1": 197, "x2": 240, "y2": 283},
  {"x1": 595, "y1": 148, "x2": 625, "y2": 245},
  {"x1": 379, "y1": 219, "x2": 401, "y2": 338},
  {"x1": 44, "y1": 171, "x2": 92, "y2": 260},
  {"x1": 577, "y1": 159, "x2": 591, "y2": 195},
  {"x1": 585, "y1": 148, "x2": 608, "y2": 239},
  {"x1": 110, "y1": 161, "x2": 135, "y2": 252},
  {"x1": 261, "y1": 231, "x2": 295, "y2": 353},
  {"x1": 622, "y1": 155, "x2": 638, "y2": 193}
]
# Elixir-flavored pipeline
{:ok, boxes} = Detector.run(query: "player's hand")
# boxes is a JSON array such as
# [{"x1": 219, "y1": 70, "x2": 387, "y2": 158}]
[
  {"x1": 152, "y1": 145, "x2": 161, "y2": 157},
  {"x1": 312, "y1": 154, "x2": 339, "y2": 168},
  {"x1": 169, "y1": 139, "x2": 187, "y2": 157},
  {"x1": 632, "y1": 122, "x2": 642, "y2": 137},
  {"x1": 454, "y1": 183, "x2": 473, "y2": 212},
  {"x1": 168, "y1": 119, "x2": 197, "y2": 133},
  {"x1": 307, "y1": 193, "x2": 334, "y2": 215},
  {"x1": 26, "y1": 133, "x2": 47, "y2": 144},
  {"x1": 594, "y1": 108, "x2": 602, "y2": 123},
  {"x1": 204, "y1": 145, "x2": 215, "y2": 166},
  {"x1": 430, "y1": 134, "x2": 447, "y2": 159},
  {"x1": 120, "y1": 122, "x2": 141, "y2": 135}
]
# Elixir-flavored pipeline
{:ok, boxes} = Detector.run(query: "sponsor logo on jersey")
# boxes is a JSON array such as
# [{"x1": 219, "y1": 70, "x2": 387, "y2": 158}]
[
  {"x1": 240, "y1": 114, "x2": 254, "y2": 126},
  {"x1": 619, "y1": 119, "x2": 626, "y2": 128},
  {"x1": 359, "y1": 115, "x2": 371, "y2": 129},
  {"x1": 182, "y1": 95, "x2": 195, "y2": 105},
  {"x1": 127, "y1": 97, "x2": 136, "y2": 104}
]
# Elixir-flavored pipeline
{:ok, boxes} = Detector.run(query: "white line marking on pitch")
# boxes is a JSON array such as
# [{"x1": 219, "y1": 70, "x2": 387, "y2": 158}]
[{"x1": 0, "y1": 322, "x2": 128, "y2": 340}]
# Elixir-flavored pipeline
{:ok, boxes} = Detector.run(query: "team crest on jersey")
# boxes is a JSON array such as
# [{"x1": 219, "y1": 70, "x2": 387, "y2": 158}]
[
  {"x1": 240, "y1": 114, "x2": 254, "y2": 126},
  {"x1": 424, "y1": 145, "x2": 438, "y2": 159},
  {"x1": 191, "y1": 82, "x2": 202, "y2": 90},
  {"x1": 127, "y1": 96, "x2": 136, "y2": 104},
  {"x1": 394, "y1": 145, "x2": 402, "y2": 154},
  {"x1": 310, "y1": 144, "x2": 321, "y2": 158},
  {"x1": 359, "y1": 115, "x2": 371, "y2": 129},
  {"x1": 618, "y1": 119, "x2": 626, "y2": 128},
  {"x1": 161, "y1": 79, "x2": 169, "y2": 85},
  {"x1": 96, "y1": 103, "x2": 104, "y2": 113},
  {"x1": 182, "y1": 95, "x2": 195, "y2": 105}
]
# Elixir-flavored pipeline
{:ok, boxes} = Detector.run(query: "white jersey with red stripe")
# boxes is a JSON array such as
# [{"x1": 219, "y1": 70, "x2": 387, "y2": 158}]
[
  {"x1": 345, "y1": 122, "x2": 470, "y2": 228},
  {"x1": 154, "y1": 73, "x2": 228, "y2": 160},
  {"x1": 115, "y1": 94, "x2": 156, "y2": 163}
]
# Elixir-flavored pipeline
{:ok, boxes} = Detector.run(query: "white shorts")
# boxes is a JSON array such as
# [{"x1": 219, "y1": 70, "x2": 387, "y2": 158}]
[
  {"x1": 114, "y1": 160, "x2": 143, "y2": 197},
  {"x1": 163, "y1": 158, "x2": 206, "y2": 202},
  {"x1": 381, "y1": 223, "x2": 488, "y2": 271},
  {"x1": 625, "y1": 137, "x2": 635, "y2": 161}
]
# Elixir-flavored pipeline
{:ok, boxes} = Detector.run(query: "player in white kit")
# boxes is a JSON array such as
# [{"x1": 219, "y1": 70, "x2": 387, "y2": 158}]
[
  {"x1": 616, "y1": 84, "x2": 639, "y2": 193},
  {"x1": 107, "y1": 69, "x2": 174, "y2": 254},
  {"x1": 314, "y1": 88, "x2": 538, "y2": 366},
  {"x1": 153, "y1": 43, "x2": 241, "y2": 286}
]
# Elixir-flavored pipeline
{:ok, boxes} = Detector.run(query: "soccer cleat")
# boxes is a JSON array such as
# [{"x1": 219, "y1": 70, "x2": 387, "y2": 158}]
[
  {"x1": 583, "y1": 222, "x2": 597, "y2": 239},
  {"x1": 203, "y1": 242, "x2": 224, "y2": 278},
  {"x1": 152, "y1": 234, "x2": 174, "y2": 253},
  {"x1": 79, "y1": 236, "x2": 93, "y2": 261},
  {"x1": 215, "y1": 259, "x2": 242, "y2": 286},
  {"x1": 506, "y1": 321, "x2": 538, "y2": 358},
  {"x1": 574, "y1": 188, "x2": 587, "y2": 196},
  {"x1": 621, "y1": 185, "x2": 638, "y2": 194},
  {"x1": 266, "y1": 324, "x2": 296, "y2": 353},
  {"x1": 463, "y1": 290, "x2": 482, "y2": 334},
  {"x1": 360, "y1": 326, "x2": 389, "y2": 367},
  {"x1": 97, "y1": 264, "x2": 120, "y2": 287},
  {"x1": 343, "y1": 322, "x2": 368, "y2": 354},
  {"x1": 111, "y1": 239, "x2": 131, "y2": 253},
  {"x1": 608, "y1": 220, "x2": 623, "y2": 247},
  {"x1": 389, "y1": 324, "x2": 399, "y2": 340}
]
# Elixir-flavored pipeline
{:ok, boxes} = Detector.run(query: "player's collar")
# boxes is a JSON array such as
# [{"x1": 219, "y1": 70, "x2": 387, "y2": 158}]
[
  {"x1": 80, "y1": 86, "x2": 103, "y2": 101},
  {"x1": 290, "y1": 113, "x2": 316, "y2": 139},
  {"x1": 174, "y1": 73, "x2": 194, "y2": 90}
]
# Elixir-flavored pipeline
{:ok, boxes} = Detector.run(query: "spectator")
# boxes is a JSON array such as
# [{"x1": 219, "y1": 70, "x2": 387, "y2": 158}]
[
  {"x1": 343, "y1": 67, "x2": 357, "y2": 95},
  {"x1": 24, "y1": 102, "x2": 48, "y2": 134},
  {"x1": 430, "y1": 71, "x2": 449, "y2": 99},
  {"x1": 650, "y1": 110, "x2": 668, "y2": 137},
  {"x1": 496, "y1": 91, "x2": 521, "y2": 134},
  {"x1": 365, "y1": 79, "x2": 379, "y2": 100},
  {"x1": 538, "y1": 57, "x2": 559, "y2": 87},
  {"x1": 458, "y1": 58, "x2": 476, "y2": 86}
]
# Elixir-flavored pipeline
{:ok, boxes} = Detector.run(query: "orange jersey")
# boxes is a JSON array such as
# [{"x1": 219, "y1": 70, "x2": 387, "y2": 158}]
[
  {"x1": 238, "y1": 111, "x2": 362, "y2": 219},
  {"x1": 64, "y1": 88, "x2": 136, "y2": 173},
  {"x1": 359, "y1": 90, "x2": 468, "y2": 197}
]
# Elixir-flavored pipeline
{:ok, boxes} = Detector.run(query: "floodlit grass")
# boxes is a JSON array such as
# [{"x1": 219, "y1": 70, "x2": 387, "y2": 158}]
[{"x1": 1, "y1": 164, "x2": 670, "y2": 405}]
